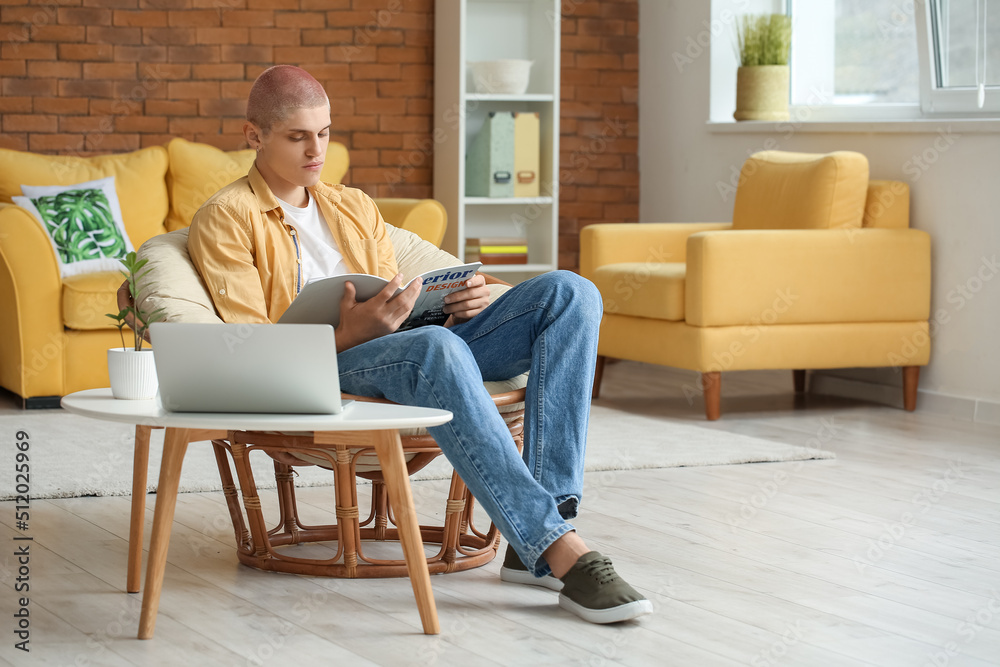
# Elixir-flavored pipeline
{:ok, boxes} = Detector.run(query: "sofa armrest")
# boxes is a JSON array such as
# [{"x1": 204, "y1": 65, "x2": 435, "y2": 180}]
[
  {"x1": 0, "y1": 203, "x2": 65, "y2": 397},
  {"x1": 373, "y1": 198, "x2": 447, "y2": 248},
  {"x1": 685, "y1": 228, "x2": 932, "y2": 327},
  {"x1": 579, "y1": 222, "x2": 732, "y2": 279}
]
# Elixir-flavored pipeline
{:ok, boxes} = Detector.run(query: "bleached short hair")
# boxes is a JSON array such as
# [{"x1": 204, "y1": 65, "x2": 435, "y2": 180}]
[{"x1": 246, "y1": 65, "x2": 330, "y2": 132}]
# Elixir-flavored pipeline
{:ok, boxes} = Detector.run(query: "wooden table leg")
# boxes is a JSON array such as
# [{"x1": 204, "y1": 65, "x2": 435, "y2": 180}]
[
  {"x1": 138, "y1": 427, "x2": 190, "y2": 640},
  {"x1": 371, "y1": 429, "x2": 440, "y2": 635},
  {"x1": 127, "y1": 425, "x2": 152, "y2": 594}
]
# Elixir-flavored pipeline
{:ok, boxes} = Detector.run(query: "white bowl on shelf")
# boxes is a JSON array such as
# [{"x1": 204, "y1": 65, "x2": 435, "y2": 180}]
[{"x1": 468, "y1": 59, "x2": 533, "y2": 95}]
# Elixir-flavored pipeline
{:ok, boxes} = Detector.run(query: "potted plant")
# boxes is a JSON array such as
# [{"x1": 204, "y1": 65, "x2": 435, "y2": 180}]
[
  {"x1": 734, "y1": 13, "x2": 792, "y2": 121},
  {"x1": 106, "y1": 251, "x2": 165, "y2": 399}
]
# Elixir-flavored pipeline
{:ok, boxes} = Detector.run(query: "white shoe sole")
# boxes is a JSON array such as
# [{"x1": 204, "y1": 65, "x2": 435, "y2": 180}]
[
  {"x1": 500, "y1": 566, "x2": 564, "y2": 591},
  {"x1": 558, "y1": 595, "x2": 654, "y2": 624}
]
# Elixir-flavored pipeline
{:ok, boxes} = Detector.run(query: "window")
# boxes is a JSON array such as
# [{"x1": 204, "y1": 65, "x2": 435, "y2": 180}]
[
  {"x1": 785, "y1": 0, "x2": 998, "y2": 119},
  {"x1": 791, "y1": 0, "x2": 920, "y2": 108},
  {"x1": 933, "y1": 0, "x2": 998, "y2": 86},
  {"x1": 921, "y1": 0, "x2": 1000, "y2": 113}
]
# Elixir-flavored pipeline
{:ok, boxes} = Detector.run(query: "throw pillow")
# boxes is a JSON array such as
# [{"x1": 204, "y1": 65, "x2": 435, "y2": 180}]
[{"x1": 13, "y1": 176, "x2": 134, "y2": 278}]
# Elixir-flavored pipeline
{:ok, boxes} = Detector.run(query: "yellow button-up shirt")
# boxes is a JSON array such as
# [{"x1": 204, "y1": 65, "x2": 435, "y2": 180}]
[{"x1": 188, "y1": 164, "x2": 398, "y2": 323}]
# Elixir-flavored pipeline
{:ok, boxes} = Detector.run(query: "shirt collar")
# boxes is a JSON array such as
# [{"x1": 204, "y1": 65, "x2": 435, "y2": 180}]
[
  {"x1": 247, "y1": 163, "x2": 281, "y2": 214},
  {"x1": 247, "y1": 162, "x2": 343, "y2": 214}
]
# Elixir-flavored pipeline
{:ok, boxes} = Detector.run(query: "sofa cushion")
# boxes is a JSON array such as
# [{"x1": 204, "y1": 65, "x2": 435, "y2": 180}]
[
  {"x1": 732, "y1": 151, "x2": 869, "y2": 231},
  {"x1": 62, "y1": 271, "x2": 127, "y2": 330},
  {"x1": 591, "y1": 262, "x2": 686, "y2": 321},
  {"x1": 14, "y1": 176, "x2": 134, "y2": 278},
  {"x1": 165, "y1": 137, "x2": 351, "y2": 232},
  {"x1": 0, "y1": 145, "x2": 169, "y2": 248}
]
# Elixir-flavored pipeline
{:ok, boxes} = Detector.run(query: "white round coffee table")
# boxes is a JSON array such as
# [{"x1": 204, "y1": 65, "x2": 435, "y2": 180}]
[{"x1": 61, "y1": 388, "x2": 452, "y2": 638}]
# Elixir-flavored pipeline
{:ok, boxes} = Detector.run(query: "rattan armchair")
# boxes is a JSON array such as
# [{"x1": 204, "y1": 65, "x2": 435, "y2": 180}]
[{"x1": 118, "y1": 223, "x2": 527, "y2": 591}]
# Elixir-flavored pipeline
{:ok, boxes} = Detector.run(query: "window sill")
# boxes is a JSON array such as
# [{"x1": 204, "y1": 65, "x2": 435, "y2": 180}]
[{"x1": 706, "y1": 118, "x2": 1000, "y2": 134}]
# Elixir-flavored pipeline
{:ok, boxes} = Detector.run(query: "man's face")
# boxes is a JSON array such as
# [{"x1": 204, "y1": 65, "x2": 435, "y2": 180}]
[{"x1": 253, "y1": 105, "x2": 331, "y2": 203}]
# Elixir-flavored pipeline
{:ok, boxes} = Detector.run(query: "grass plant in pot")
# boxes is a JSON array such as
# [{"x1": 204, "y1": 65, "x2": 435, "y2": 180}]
[
  {"x1": 734, "y1": 13, "x2": 792, "y2": 121},
  {"x1": 106, "y1": 251, "x2": 164, "y2": 399}
]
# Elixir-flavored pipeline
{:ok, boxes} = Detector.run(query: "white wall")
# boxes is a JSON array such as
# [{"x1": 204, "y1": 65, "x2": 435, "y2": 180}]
[{"x1": 639, "y1": 0, "x2": 1000, "y2": 422}]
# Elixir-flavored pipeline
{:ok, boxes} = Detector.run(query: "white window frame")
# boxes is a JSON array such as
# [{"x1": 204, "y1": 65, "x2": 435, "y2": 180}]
[{"x1": 917, "y1": 0, "x2": 1000, "y2": 114}]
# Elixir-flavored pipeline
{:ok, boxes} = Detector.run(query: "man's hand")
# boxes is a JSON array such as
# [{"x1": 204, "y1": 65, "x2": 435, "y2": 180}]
[
  {"x1": 335, "y1": 273, "x2": 421, "y2": 351},
  {"x1": 443, "y1": 273, "x2": 490, "y2": 326}
]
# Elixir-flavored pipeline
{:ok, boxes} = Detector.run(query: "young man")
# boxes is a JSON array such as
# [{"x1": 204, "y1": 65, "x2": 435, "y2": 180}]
[{"x1": 188, "y1": 65, "x2": 652, "y2": 624}]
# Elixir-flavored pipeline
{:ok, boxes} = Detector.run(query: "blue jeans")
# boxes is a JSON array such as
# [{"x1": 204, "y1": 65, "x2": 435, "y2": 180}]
[{"x1": 336, "y1": 271, "x2": 602, "y2": 577}]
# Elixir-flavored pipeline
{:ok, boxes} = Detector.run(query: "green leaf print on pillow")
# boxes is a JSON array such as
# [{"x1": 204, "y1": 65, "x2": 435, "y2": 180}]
[{"x1": 31, "y1": 188, "x2": 128, "y2": 264}]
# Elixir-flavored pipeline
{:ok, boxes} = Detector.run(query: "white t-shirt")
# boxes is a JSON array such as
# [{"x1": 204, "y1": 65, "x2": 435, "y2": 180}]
[{"x1": 276, "y1": 191, "x2": 349, "y2": 285}]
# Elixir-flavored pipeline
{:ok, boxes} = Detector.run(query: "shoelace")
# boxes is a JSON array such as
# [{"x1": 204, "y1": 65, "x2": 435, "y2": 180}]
[{"x1": 581, "y1": 557, "x2": 618, "y2": 586}]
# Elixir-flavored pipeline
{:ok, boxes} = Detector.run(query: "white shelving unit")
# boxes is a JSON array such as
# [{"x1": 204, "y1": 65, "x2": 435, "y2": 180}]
[{"x1": 434, "y1": 0, "x2": 560, "y2": 282}]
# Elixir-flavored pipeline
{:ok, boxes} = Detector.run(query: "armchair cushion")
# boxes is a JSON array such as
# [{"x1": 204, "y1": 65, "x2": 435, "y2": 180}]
[
  {"x1": 732, "y1": 151, "x2": 869, "y2": 231},
  {"x1": 136, "y1": 228, "x2": 223, "y2": 325},
  {"x1": 591, "y1": 262, "x2": 686, "y2": 321},
  {"x1": 63, "y1": 272, "x2": 127, "y2": 330},
  {"x1": 165, "y1": 137, "x2": 351, "y2": 232},
  {"x1": 0, "y1": 145, "x2": 169, "y2": 248}
]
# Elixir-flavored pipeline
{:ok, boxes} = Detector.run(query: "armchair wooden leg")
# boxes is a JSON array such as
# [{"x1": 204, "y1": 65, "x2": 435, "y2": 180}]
[
  {"x1": 592, "y1": 356, "x2": 607, "y2": 400},
  {"x1": 903, "y1": 366, "x2": 920, "y2": 411},
  {"x1": 793, "y1": 370, "x2": 807, "y2": 393},
  {"x1": 702, "y1": 372, "x2": 721, "y2": 421}
]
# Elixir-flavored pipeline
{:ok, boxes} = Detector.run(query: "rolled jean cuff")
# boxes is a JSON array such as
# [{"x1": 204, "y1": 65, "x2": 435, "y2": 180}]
[
  {"x1": 524, "y1": 521, "x2": 576, "y2": 578},
  {"x1": 556, "y1": 495, "x2": 580, "y2": 520}
]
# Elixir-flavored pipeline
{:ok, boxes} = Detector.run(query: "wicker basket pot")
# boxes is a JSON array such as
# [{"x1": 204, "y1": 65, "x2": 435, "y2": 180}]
[{"x1": 734, "y1": 65, "x2": 790, "y2": 121}]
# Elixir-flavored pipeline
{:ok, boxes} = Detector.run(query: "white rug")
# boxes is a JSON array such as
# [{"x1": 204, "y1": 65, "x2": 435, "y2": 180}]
[{"x1": 0, "y1": 403, "x2": 834, "y2": 500}]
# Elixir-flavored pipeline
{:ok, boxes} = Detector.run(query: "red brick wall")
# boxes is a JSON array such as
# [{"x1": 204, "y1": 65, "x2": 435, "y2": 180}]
[
  {"x1": 559, "y1": 0, "x2": 639, "y2": 270},
  {"x1": 0, "y1": 0, "x2": 638, "y2": 270}
]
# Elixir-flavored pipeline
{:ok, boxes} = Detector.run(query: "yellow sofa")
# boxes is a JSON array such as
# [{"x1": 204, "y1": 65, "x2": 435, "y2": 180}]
[
  {"x1": 0, "y1": 139, "x2": 447, "y2": 407},
  {"x1": 581, "y1": 151, "x2": 931, "y2": 419}
]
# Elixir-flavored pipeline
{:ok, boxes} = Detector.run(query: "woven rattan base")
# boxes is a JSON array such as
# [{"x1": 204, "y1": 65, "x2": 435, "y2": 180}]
[{"x1": 210, "y1": 392, "x2": 525, "y2": 579}]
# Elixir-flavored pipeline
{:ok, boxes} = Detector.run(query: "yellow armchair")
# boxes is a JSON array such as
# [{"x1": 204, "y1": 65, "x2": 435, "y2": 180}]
[
  {"x1": 581, "y1": 151, "x2": 931, "y2": 420},
  {"x1": 0, "y1": 139, "x2": 447, "y2": 406}
]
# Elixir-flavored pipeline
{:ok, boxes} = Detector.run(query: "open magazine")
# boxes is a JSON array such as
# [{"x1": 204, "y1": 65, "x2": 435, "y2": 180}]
[{"x1": 278, "y1": 262, "x2": 483, "y2": 331}]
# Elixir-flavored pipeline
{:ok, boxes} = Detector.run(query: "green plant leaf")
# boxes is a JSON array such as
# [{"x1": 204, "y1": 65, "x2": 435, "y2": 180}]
[
  {"x1": 737, "y1": 13, "x2": 791, "y2": 67},
  {"x1": 107, "y1": 251, "x2": 162, "y2": 351}
]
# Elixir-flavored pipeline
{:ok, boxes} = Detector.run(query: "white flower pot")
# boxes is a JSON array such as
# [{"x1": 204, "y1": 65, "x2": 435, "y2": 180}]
[{"x1": 108, "y1": 348, "x2": 158, "y2": 400}]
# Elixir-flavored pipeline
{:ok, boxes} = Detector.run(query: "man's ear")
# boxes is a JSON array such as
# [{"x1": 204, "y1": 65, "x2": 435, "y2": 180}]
[{"x1": 243, "y1": 121, "x2": 264, "y2": 150}]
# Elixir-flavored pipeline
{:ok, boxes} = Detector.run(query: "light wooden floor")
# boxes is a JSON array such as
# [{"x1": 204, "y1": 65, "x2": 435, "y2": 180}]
[{"x1": 1, "y1": 362, "x2": 998, "y2": 666}]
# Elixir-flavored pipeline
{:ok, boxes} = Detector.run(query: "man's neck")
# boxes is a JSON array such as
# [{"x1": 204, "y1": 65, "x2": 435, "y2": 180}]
[{"x1": 254, "y1": 160, "x2": 309, "y2": 207}]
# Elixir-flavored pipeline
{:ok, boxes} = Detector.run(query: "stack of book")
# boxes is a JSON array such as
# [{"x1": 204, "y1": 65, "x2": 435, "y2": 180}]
[{"x1": 465, "y1": 237, "x2": 529, "y2": 264}]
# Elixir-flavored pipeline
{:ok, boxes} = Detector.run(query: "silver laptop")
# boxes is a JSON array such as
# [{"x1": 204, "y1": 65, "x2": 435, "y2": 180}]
[{"x1": 149, "y1": 323, "x2": 345, "y2": 414}]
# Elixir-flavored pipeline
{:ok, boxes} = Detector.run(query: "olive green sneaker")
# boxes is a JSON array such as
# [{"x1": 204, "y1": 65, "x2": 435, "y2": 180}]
[
  {"x1": 558, "y1": 551, "x2": 653, "y2": 624},
  {"x1": 499, "y1": 544, "x2": 563, "y2": 591}
]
